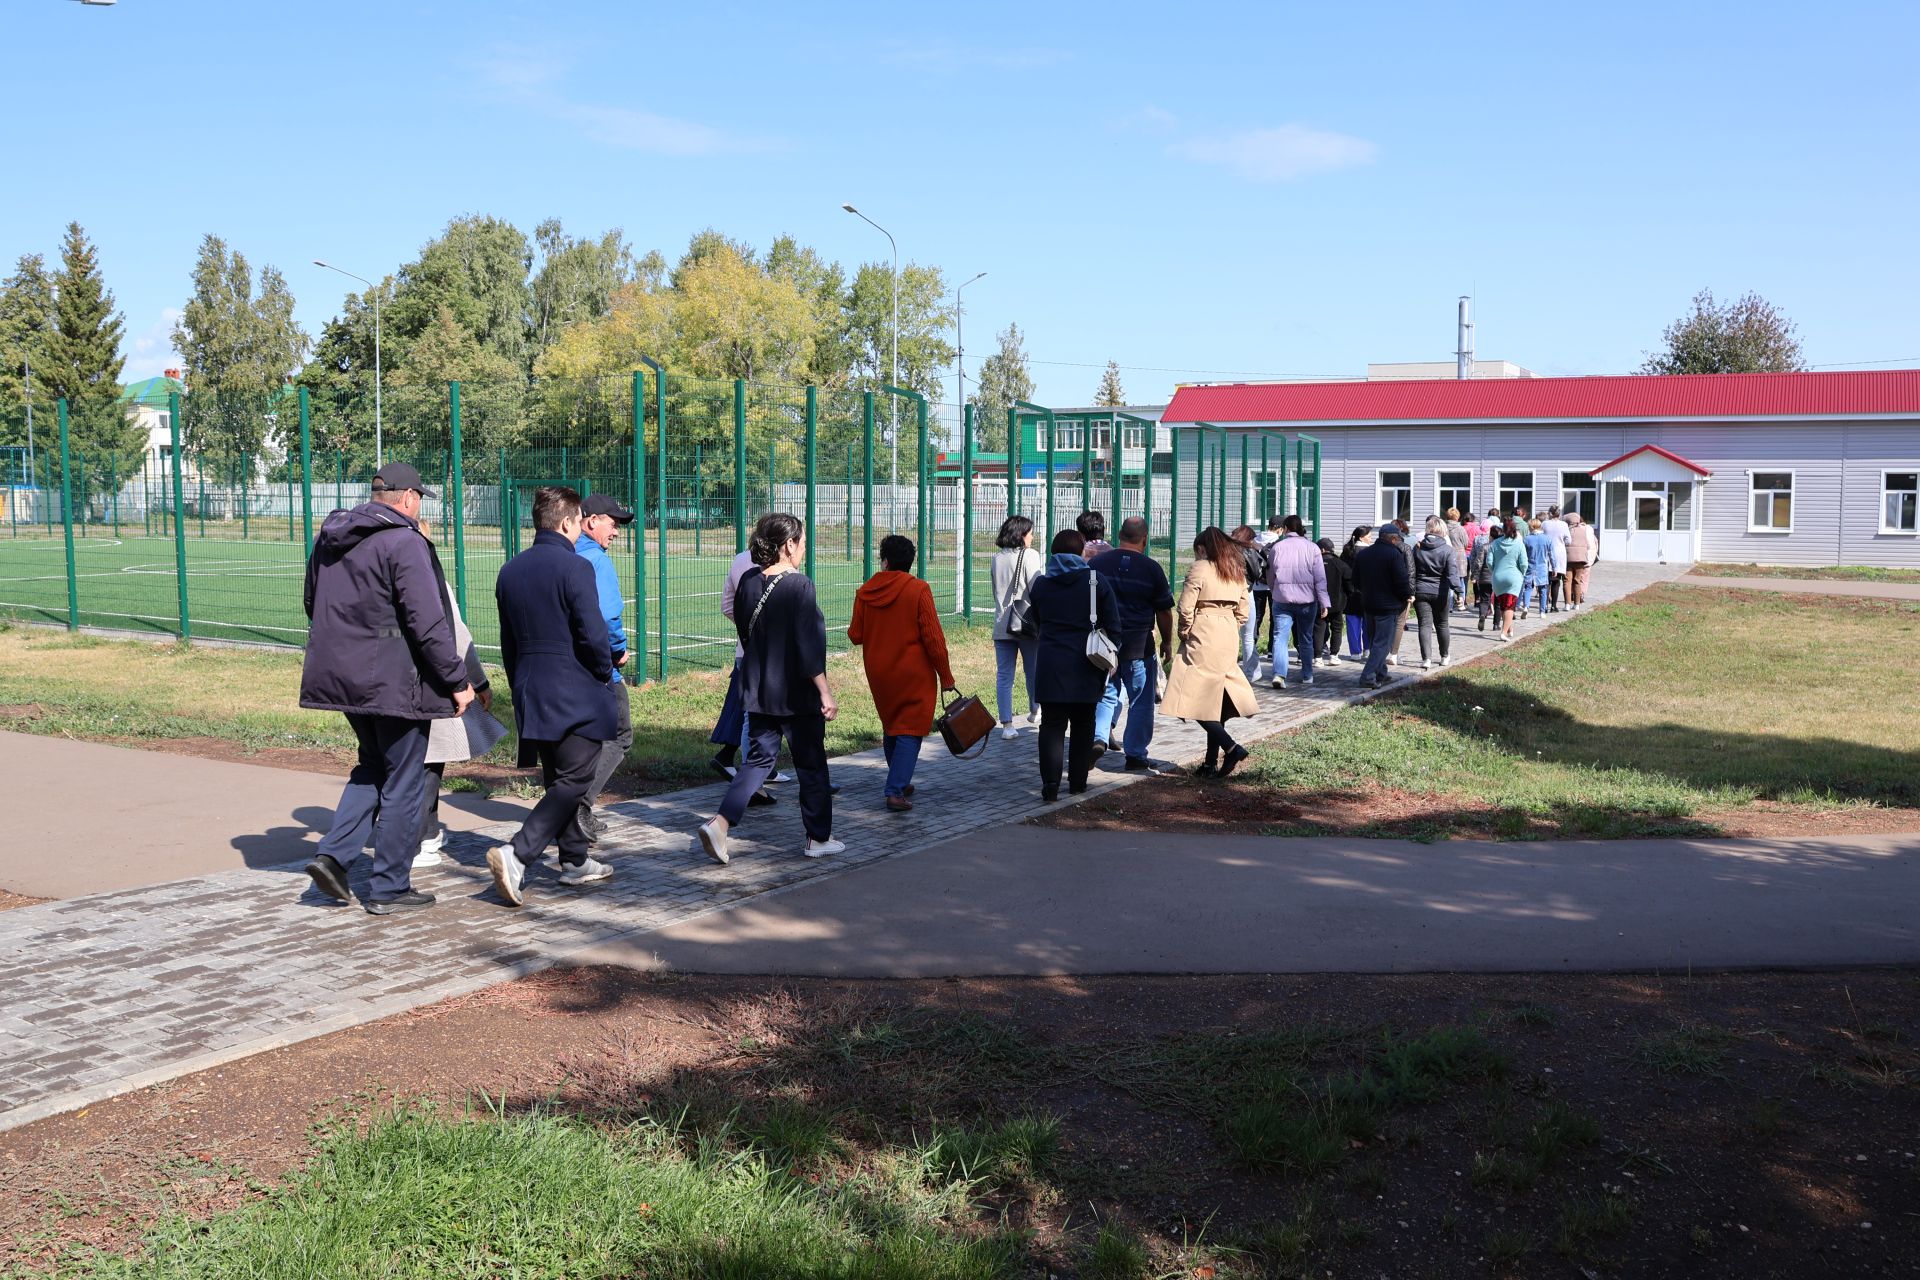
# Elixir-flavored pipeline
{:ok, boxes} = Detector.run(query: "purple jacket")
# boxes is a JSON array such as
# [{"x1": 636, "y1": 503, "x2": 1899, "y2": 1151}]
[
  {"x1": 300, "y1": 503, "x2": 468, "y2": 720},
  {"x1": 1265, "y1": 533, "x2": 1329, "y2": 609}
]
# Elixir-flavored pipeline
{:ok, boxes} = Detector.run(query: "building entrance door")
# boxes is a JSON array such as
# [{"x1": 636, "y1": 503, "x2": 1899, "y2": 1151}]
[{"x1": 1629, "y1": 489, "x2": 1666, "y2": 562}]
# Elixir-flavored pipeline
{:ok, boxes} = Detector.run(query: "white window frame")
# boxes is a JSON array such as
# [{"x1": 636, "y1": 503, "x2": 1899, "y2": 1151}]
[
  {"x1": 1880, "y1": 468, "x2": 1919, "y2": 535},
  {"x1": 1376, "y1": 468, "x2": 1413, "y2": 524},
  {"x1": 1747, "y1": 469, "x2": 1795, "y2": 534},
  {"x1": 1120, "y1": 422, "x2": 1147, "y2": 449},
  {"x1": 1050, "y1": 422, "x2": 1084, "y2": 452},
  {"x1": 1559, "y1": 470, "x2": 1598, "y2": 522},
  {"x1": 1497, "y1": 469, "x2": 1535, "y2": 516},
  {"x1": 1435, "y1": 468, "x2": 1474, "y2": 520}
]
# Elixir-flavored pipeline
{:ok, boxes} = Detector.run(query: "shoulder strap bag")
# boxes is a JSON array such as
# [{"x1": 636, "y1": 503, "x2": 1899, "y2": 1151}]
[
  {"x1": 1085, "y1": 570, "x2": 1118, "y2": 674},
  {"x1": 1005, "y1": 552, "x2": 1036, "y2": 638}
]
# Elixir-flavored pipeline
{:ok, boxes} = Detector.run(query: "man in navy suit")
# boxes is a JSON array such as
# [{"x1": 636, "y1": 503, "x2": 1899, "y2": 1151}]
[{"x1": 486, "y1": 485, "x2": 620, "y2": 907}]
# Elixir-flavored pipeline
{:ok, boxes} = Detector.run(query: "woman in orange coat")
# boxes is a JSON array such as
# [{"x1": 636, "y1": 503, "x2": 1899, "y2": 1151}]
[{"x1": 848, "y1": 534, "x2": 957, "y2": 811}]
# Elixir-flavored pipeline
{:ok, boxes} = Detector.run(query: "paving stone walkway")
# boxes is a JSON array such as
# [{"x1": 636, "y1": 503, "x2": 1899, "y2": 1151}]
[{"x1": 0, "y1": 563, "x2": 1684, "y2": 1131}]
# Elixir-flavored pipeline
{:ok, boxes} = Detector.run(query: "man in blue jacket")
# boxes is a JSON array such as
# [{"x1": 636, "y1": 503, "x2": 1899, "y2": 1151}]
[
  {"x1": 1350, "y1": 523, "x2": 1413, "y2": 690},
  {"x1": 300, "y1": 462, "x2": 474, "y2": 915},
  {"x1": 485, "y1": 485, "x2": 620, "y2": 907},
  {"x1": 574, "y1": 494, "x2": 635, "y2": 842}
]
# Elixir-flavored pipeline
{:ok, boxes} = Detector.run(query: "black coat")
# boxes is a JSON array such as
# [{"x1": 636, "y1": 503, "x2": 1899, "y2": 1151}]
[
  {"x1": 1412, "y1": 534, "x2": 1458, "y2": 600},
  {"x1": 1351, "y1": 539, "x2": 1414, "y2": 615},
  {"x1": 495, "y1": 530, "x2": 618, "y2": 748},
  {"x1": 300, "y1": 503, "x2": 468, "y2": 720},
  {"x1": 1027, "y1": 565, "x2": 1121, "y2": 705},
  {"x1": 1321, "y1": 551, "x2": 1351, "y2": 613}
]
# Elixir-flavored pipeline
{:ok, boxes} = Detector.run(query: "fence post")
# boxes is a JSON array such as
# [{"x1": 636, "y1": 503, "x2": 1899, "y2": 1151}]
[
  {"x1": 768, "y1": 438, "x2": 776, "y2": 514},
  {"x1": 496, "y1": 446, "x2": 509, "y2": 559},
  {"x1": 1007, "y1": 407, "x2": 1019, "y2": 520},
  {"x1": 630, "y1": 369, "x2": 648, "y2": 683},
  {"x1": 844, "y1": 441, "x2": 852, "y2": 562},
  {"x1": 861, "y1": 391, "x2": 875, "y2": 580},
  {"x1": 449, "y1": 381, "x2": 468, "y2": 619},
  {"x1": 641, "y1": 358, "x2": 668, "y2": 682},
  {"x1": 57, "y1": 400, "x2": 78, "y2": 630},
  {"x1": 297, "y1": 390, "x2": 312, "y2": 549},
  {"x1": 804, "y1": 385, "x2": 817, "y2": 581},
  {"x1": 1169, "y1": 425, "x2": 1180, "y2": 586},
  {"x1": 110, "y1": 452, "x2": 119, "y2": 538},
  {"x1": 197, "y1": 460, "x2": 206, "y2": 539},
  {"x1": 168, "y1": 392, "x2": 190, "y2": 639},
  {"x1": 917, "y1": 395, "x2": 929, "y2": 581},
  {"x1": 733, "y1": 378, "x2": 747, "y2": 554},
  {"x1": 961, "y1": 403, "x2": 974, "y2": 619},
  {"x1": 1082, "y1": 414, "x2": 1093, "y2": 513},
  {"x1": 693, "y1": 443, "x2": 702, "y2": 557},
  {"x1": 1110, "y1": 413, "x2": 1122, "y2": 533}
]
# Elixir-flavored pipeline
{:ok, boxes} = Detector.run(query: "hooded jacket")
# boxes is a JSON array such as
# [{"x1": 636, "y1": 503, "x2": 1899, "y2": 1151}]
[
  {"x1": 847, "y1": 570, "x2": 955, "y2": 737},
  {"x1": 1413, "y1": 533, "x2": 1458, "y2": 601},
  {"x1": 300, "y1": 502, "x2": 468, "y2": 720}
]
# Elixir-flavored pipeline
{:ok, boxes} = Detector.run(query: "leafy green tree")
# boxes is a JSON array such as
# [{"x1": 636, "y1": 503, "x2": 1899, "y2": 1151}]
[
  {"x1": 844, "y1": 261, "x2": 954, "y2": 400},
  {"x1": 671, "y1": 228, "x2": 757, "y2": 289},
  {"x1": 1094, "y1": 360, "x2": 1126, "y2": 407},
  {"x1": 297, "y1": 277, "x2": 391, "y2": 461},
  {"x1": 0, "y1": 253, "x2": 56, "y2": 452},
  {"x1": 529, "y1": 219, "x2": 633, "y2": 354},
  {"x1": 392, "y1": 304, "x2": 524, "y2": 451},
  {"x1": 766, "y1": 234, "x2": 852, "y2": 388},
  {"x1": 970, "y1": 323, "x2": 1034, "y2": 452},
  {"x1": 43, "y1": 223, "x2": 142, "y2": 486},
  {"x1": 389, "y1": 215, "x2": 533, "y2": 375},
  {"x1": 1641, "y1": 289, "x2": 1806, "y2": 374},
  {"x1": 173, "y1": 235, "x2": 309, "y2": 455}
]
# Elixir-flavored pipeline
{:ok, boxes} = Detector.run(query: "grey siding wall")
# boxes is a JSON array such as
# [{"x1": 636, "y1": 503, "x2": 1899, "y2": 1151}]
[{"x1": 1206, "y1": 418, "x2": 1919, "y2": 568}]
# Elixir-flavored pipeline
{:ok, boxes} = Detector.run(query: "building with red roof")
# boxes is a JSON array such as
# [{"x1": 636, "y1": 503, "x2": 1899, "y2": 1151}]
[{"x1": 1158, "y1": 369, "x2": 1920, "y2": 567}]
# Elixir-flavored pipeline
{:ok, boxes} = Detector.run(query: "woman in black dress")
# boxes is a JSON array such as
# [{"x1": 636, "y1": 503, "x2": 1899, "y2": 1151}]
[
  {"x1": 696, "y1": 513, "x2": 843, "y2": 865},
  {"x1": 1025, "y1": 528, "x2": 1121, "y2": 802}
]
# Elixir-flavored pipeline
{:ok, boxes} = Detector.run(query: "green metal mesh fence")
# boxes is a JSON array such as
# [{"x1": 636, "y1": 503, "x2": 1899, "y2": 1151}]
[{"x1": 0, "y1": 377, "x2": 1321, "y2": 679}]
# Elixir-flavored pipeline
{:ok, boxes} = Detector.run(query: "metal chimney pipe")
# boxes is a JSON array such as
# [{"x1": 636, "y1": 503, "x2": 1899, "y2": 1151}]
[{"x1": 1456, "y1": 296, "x2": 1474, "y2": 379}]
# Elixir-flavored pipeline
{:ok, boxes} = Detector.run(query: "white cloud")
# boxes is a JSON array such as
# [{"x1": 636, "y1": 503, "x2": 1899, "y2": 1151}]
[
  {"x1": 472, "y1": 50, "x2": 761, "y2": 157},
  {"x1": 1172, "y1": 124, "x2": 1378, "y2": 183},
  {"x1": 871, "y1": 38, "x2": 1070, "y2": 72},
  {"x1": 1116, "y1": 104, "x2": 1179, "y2": 137},
  {"x1": 123, "y1": 307, "x2": 183, "y2": 382}
]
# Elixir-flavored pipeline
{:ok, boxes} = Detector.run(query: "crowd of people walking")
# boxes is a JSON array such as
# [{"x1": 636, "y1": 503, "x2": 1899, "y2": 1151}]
[{"x1": 295, "y1": 477, "x2": 1595, "y2": 915}]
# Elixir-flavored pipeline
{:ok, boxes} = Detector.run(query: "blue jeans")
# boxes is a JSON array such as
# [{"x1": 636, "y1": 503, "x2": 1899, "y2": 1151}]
[
  {"x1": 882, "y1": 734, "x2": 922, "y2": 797},
  {"x1": 1094, "y1": 655, "x2": 1158, "y2": 761},
  {"x1": 1361, "y1": 612, "x2": 1399, "y2": 683},
  {"x1": 1272, "y1": 601, "x2": 1318, "y2": 682},
  {"x1": 994, "y1": 637, "x2": 1037, "y2": 724},
  {"x1": 1529, "y1": 580, "x2": 1550, "y2": 613}
]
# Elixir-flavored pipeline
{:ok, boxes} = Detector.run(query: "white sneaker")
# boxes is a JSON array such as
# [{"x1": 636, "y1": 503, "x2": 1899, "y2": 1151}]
[
  {"x1": 1386, "y1": 654, "x2": 1399, "y2": 667},
  {"x1": 1440, "y1": 655, "x2": 1452, "y2": 667},
  {"x1": 486, "y1": 844, "x2": 526, "y2": 907},
  {"x1": 558, "y1": 857, "x2": 614, "y2": 886},
  {"x1": 767, "y1": 771, "x2": 791, "y2": 784},
  {"x1": 1420, "y1": 659, "x2": 1432, "y2": 670},
  {"x1": 804, "y1": 837, "x2": 845, "y2": 859},
  {"x1": 418, "y1": 828, "x2": 446, "y2": 855},
  {"x1": 1325, "y1": 653, "x2": 1342, "y2": 665},
  {"x1": 1000, "y1": 725, "x2": 1019, "y2": 741},
  {"x1": 1270, "y1": 675, "x2": 1286, "y2": 689},
  {"x1": 696, "y1": 818, "x2": 730, "y2": 865},
  {"x1": 1299, "y1": 675, "x2": 1314, "y2": 686},
  {"x1": 411, "y1": 850, "x2": 444, "y2": 869},
  {"x1": 1026, "y1": 711, "x2": 1041, "y2": 727}
]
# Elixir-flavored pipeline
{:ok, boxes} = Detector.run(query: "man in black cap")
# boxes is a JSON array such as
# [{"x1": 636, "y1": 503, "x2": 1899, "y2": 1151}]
[
  {"x1": 300, "y1": 461, "x2": 474, "y2": 914},
  {"x1": 574, "y1": 493, "x2": 634, "y2": 842}
]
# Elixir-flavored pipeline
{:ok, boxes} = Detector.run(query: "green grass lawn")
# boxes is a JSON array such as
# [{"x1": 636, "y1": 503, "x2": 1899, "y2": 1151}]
[
  {"x1": 1238, "y1": 584, "x2": 1920, "y2": 834},
  {"x1": 1692, "y1": 561, "x2": 1920, "y2": 585},
  {"x1": 0, "y1": 616, "x2": 1018, "y2": 791},
  {"x1": 0, "y1": 525, "x2": 1028, "y2": 668}
]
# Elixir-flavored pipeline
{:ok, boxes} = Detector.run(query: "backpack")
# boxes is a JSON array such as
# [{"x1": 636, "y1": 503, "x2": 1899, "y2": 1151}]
[{"x1": 1242, "y1": 542, "x2": 1268, "y2": 587}]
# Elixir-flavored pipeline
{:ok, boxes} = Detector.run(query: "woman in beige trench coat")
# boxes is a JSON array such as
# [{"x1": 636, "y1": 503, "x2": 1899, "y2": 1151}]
[{"x1": 1160, "y1": 526, "x2": 1260, "y2": 778}]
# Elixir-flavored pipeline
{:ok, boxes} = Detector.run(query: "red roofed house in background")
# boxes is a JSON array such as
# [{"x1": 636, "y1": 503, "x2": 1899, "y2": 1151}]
[{"x1": 1159, "y1": 369, "x2": 1920, "y2": 567}]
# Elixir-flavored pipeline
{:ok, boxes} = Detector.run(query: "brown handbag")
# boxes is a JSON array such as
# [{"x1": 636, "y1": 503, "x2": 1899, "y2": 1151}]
[{"x1": 934, "y1": 688, "x2": 995, "y2": 759}]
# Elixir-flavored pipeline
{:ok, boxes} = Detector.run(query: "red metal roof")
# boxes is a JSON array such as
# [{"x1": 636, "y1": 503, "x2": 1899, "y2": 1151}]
[
  {"x1": 1589, "y1": 444, "x2": 1714, "y2": 478},
  {"x1": 1160, "y1": 369, "x2": 1920, "y2": 425}
]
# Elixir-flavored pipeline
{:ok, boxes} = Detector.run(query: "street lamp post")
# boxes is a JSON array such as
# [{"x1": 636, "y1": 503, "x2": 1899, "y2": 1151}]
[
  {"x1": 312, "y1": 259, "x2": 382, "y2": 466},
  {"x1": 953, "y1": 271, "x2": 985, "y2": 434},
  {"x1": 841, "y1": 203, "x2": 898, "y2": 529}
]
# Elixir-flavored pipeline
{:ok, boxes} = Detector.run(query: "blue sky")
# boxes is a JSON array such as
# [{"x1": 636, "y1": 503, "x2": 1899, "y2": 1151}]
[{"x1": 6, "y1": 0, "x2": 1917, "y2": 406}]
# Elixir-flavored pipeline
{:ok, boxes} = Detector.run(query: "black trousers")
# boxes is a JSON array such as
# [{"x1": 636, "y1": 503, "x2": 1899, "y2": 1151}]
[
  {"x1": 1038, "y1": 701, "x2": 1097, "y2": 797},
  {"x1": 718, "y1": 712, "x2": 833, "y2": 843},
  {"x1": 510, "y1": 733, "x2": 601, "y2": 867},
  {"x1": 417, "y1": 761, "x2": 446, "y2": 842},
  {"x1": 317, "y1": 713, "x2": 431, "y2": 901}
]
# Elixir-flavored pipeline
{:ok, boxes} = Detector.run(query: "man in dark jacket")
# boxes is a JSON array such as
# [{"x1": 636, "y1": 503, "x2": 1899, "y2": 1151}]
[
  {"x1": 485, "y1": 485, "x2": 619, "y2": 908},
  {"x1": 300, "y1": 462, "x2": 474, "y2": 915},
  {"x1": 1349, "y1": 523, "x2": 1413, "y2": 689}
]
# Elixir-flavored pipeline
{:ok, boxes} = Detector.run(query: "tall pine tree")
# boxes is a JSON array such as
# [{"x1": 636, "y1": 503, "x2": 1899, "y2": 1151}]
[
  {"x1": 1094, "y1": 360, "x2": 1125, "y2": 407},
  {"x1": 44, "y1": 223, "x2": 142, "y2": 491},
  {"x1": 0, "y1": 253, "x2": 56, "y2": 454},
  {"x1": 969, "y1": 323, "x2": 1034, "y2": 453}
]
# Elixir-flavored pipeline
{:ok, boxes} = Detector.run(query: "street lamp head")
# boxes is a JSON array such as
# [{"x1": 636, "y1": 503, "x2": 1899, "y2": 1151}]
[
  {"x1": 312, "y1": 259, "x2": 329, "y2": 268},
  {"x1": 841, "y1": 203, "x2": 858, "y2": 214}
]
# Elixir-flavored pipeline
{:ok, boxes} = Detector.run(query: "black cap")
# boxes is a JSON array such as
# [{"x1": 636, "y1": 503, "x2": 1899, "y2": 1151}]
[
  {"x1": 581, "y1": 494, "x2": 635, "y2": 524},
  {"x1": 370, "y1": 462, "x2": 436, "y2": 498}
]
